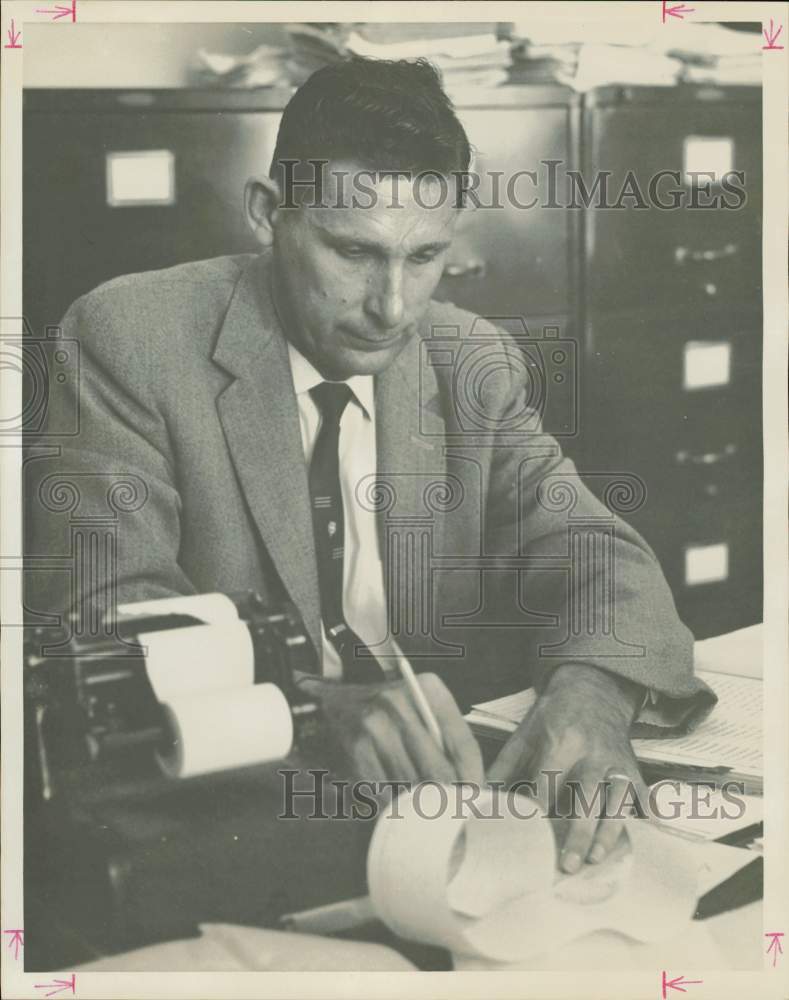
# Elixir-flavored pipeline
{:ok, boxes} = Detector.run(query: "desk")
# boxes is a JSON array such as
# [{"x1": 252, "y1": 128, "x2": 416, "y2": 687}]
[
  {"x1": 26, "y1": 761, "x2": 370, "y2": 968},
  {"x1": 25, "y1": 627, "x2": 765, "y2": 971},
  {"x1": 25, "y1": 743, "x2": 763, "y2": 972}
]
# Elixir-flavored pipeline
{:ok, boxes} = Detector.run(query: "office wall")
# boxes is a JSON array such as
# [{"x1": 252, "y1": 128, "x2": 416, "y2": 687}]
[{"x1": 24, "y1": 23, "x2": 289, "y2": 88}]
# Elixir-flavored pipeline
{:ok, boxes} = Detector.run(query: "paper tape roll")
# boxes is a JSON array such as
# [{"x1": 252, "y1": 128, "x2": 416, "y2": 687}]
[
  {"x1": 367, "y1": 784, "x2": 698, "y2": 965},
  {"x1": 117, "y1": 592, "x2": 239, "y2": 626},
  {"x1": 142, "y1": 621, "x2": 254, "y2": 703},
  {"x1": 157, "y1": 682, "x2": 293, "y2": 779},
  {"x1": 368, "y1": 784, "x2": 555, "y2": 961}
]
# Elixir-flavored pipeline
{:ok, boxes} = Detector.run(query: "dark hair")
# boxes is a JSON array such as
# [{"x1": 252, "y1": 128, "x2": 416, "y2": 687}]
[{"x1": 269, "y1": 56, "x2": 471, "y2": 193}]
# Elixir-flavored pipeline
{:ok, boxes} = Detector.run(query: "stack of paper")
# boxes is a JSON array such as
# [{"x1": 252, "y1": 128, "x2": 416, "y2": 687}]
[
  {"x1": 632, "y1": 671, "x2": 762, "y2": 791},
  {"x1": 194, "y1": 44, "x2": 291, "y2": 88},
  {"x1": 561, "y1": 43, "x2": 681, "y2": 91},
  {"x1": 194, "y1": 24, "x2": 350, "y2": 88},
  {"x1": 660, "y1": 22, "x2": 762, "y2": 85},
  {"x1": 345, "y1": 28, "x2": 511, "y2": 91},
  {"x1": 283, "y1": 23, "x2": 350, "y2": 84},
  {"x1": 508, "y1": 16, "x2": 680, "y2": 90},
  {"x1": 508, "y1": 18, "x2": 761, "y2": 90}
]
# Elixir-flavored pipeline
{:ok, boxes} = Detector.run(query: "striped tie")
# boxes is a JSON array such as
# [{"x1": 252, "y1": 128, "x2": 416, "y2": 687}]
[{"x1": 308, "y1": 382, "x2": 384, "y2": 683}]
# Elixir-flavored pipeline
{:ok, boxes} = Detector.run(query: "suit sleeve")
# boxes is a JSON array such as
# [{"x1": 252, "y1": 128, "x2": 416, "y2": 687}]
[
  {"x1": 25, "y1": 291, "x2": 198, "y2": 625},
  {"x1": 483, "y1": 334, "x2": 716, "y2": 730}
]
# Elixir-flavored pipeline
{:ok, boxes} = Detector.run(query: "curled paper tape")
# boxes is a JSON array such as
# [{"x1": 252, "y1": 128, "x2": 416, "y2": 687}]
[
  {"x1": 142, "y1": 622, "x2": 255, "y2": 703},
  {"x1": 157, "y1": 682, "x2": 293, "y2": 779},
  {"x1": 368, "y1": 784, "x2": 555, "y2": 961},
  {"x1": 367, "y1": 784, "x2": 698, "y2": 965},
  {"x1": 117, "y1": 592, "x2": 240, "y2": 626}
]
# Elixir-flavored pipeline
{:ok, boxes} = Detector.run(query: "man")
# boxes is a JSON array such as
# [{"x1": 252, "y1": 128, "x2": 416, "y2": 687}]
[{"x1": 27, "y1": 57, "x2": 712, "y2": 873}]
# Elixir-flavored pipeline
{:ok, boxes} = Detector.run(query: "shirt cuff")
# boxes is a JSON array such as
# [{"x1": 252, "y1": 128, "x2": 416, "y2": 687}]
[{"x1": 632, "y1": 686, "x2": 716, "y2": 736}]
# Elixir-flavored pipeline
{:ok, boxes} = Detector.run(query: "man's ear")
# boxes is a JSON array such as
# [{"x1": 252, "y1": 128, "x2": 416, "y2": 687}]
[{"x1": 244, "y1": 175, "x2": 281, "y2": 248}]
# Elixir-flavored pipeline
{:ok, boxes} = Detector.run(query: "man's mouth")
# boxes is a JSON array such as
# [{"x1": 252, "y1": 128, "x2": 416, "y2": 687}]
[{"x1": 344, "y1": 328, "x2": 405, "y2": 349}]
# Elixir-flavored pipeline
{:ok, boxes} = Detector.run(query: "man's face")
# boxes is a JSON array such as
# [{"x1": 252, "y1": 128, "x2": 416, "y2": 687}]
[{"x1": 270, "y1": 161, "x2": 460, "y2": 380}]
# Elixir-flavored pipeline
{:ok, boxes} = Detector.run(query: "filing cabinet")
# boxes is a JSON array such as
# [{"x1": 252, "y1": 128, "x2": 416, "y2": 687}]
[
  {"x1": 23, "y1": 91, "x2": 282, "y2": 342},
  {"x1": 582, "y1": 85, "x2": 762, "y2": 315},
  {"x1": 434, "y1": 90, "x2": 579, "y2": 333},
  {"x1": 433, "y1": 90, "x2": 581, "y2": 449},
  {"x1": 580, "y1": 87, "x2": 762, "y2": 637}
]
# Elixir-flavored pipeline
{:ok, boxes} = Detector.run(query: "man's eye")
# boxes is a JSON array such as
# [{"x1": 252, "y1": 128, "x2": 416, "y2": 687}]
[
  {"x1": 410, "y1": 252, "x2": 439, "y2": 265},
  {"x1": 338, "y1": 246, "x2": 366, "y2": 259}
]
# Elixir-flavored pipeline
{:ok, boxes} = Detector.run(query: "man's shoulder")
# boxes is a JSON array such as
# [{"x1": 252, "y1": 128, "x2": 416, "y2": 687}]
[
  {"x1": 419, "y1": 300, "x2": 526, "y2": 416},
  {"x1": 62, "y1": 255, "x2": 258, "y2": 373},
  {"x1": 425, "y1": 299, "x2": 503, "y2": 338},
  {"x1": 73, "y1": 254, "x2": 254, "y2": 320}
]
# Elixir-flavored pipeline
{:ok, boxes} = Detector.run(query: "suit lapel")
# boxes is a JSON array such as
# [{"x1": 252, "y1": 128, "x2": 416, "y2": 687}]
[
  {"x1": 212, "y1": 255, "x2": 322, "y2": 659},
  {"x1": 211, "y1": 255, "x2": 452, "y2": 664}
]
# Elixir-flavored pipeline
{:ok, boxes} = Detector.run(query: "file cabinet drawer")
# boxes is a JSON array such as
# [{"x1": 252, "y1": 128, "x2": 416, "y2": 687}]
[
  {"x1": 581, "y1": 309, "x2": 762, "y2": 467},
  {"x1": 582, "y1": 87, "x2": 762, "y2": 314},
  {"x1": 600, "y1": 472, "x2": 762, "y2": 639},
  {"x1": 658, "y1": 493, "x2": 762, "y2": 639}
]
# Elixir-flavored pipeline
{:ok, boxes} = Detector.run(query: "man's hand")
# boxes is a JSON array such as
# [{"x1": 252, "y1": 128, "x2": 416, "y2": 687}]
[
  {"x1": 488, "y1": 663, "x2": 648, "y2": 873},
  {"x1": 298, "y1": 672, "x2": 484, "y2": 786}
]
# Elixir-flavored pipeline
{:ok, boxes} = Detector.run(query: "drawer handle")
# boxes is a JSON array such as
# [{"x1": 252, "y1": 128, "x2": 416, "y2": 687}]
[
  {"x1": 674, "y1": 242, "x2": 738, "y2": 264},
  {"x1": 443, "y1": 258, "x2": 487, "y2": 279},
  {"x1": 675, "y1": 443, "x2": 738, "y2": 466}
]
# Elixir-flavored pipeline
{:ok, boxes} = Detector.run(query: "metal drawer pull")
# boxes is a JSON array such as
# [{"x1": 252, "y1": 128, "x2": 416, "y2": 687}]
[
  {"x1": 675, "y1": 443, "x2": 737, "y2": 466},
  {"x1": 674, "y1": 242, "x2": 738, "y2": 264},
  {"x1": 443, "y1": 258, "x2": 487, "y2": 279}
]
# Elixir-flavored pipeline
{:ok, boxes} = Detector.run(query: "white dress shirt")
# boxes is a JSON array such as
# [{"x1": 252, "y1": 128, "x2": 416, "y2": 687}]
[{"x1": 287, "y1": 342, "x2": 395, "y2": 680}]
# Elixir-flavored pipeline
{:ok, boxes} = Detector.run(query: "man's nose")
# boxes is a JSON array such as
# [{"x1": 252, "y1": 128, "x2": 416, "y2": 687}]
[{"x1": 365, "y1": 263, "x2": 405, "y2": 330}]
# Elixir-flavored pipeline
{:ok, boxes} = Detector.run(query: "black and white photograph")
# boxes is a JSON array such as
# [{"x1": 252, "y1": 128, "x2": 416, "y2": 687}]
[{"x1": 1, "y1": 2, "x2": 787, "y2": 996}]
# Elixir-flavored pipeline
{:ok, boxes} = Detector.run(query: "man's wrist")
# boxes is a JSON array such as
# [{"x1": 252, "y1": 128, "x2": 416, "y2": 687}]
[{"x1": 543, "y1": 662, "x2": 645, "y2": 725}]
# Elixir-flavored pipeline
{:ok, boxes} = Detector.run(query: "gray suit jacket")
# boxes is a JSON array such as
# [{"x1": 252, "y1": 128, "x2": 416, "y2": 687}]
[{"x1": 26, "y1": 252, "x2": 713, "y2": 714}]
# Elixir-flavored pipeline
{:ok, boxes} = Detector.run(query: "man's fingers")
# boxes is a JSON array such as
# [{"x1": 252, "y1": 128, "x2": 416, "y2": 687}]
[
  {"x1": 363, "y1": 707, "x2": 422, "y2": 783},
  {"x1": 418, "y1": 674, "x2": 484, "y2": 785},
  {"x1": 588, "y1": 771, "x2": 645, "y2": 861},
  {"x1": 557, "y1": 768, "x2": 601, "y2": 873},
  {"x1": 604, "y1": 767, "x2": 649, "y2": 819},
  {"x1": 588, "y1": 819, "x2": 626, "y2": 863},
  {"x1": 442, "y1": 717, "x2": 485, "y2": 787},
  {"x1": 350, "y1": 732, "x2": 389, "y2": 785},
  {"x1": 378, "y1": 683, "x2": 458, "y2": 784},
  {"x1": 400, "y1": 722, "x2": 458, "y2": 784},
  {"x1": 486, "y1": 737, "x2": 525, "y2": 786},
  {"x1": 586, "y1": 770, "x2": 645, "y2": 863},
  {"x1": 487, "y1": 711, "x2": 540, "y2": 785}
]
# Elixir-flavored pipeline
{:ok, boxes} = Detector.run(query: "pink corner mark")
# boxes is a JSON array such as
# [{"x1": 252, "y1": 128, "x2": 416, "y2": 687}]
[
  {"x1": 34, "y1": 974, "x2": 75, "y2": 998},
  {"x1": 4, "y1": 18, "x2": 22, "y2": 47},
  {"x1": 762, "y1": 19, "x2": 784, "y2": 50},
  {"x1": 662, "y1": 0, "x2": 695, "y2": 22},
  {"x1": 662, "y1": 971, "x2": 703, "y2": 997},
  {"x1": 35, "y1": 0, "x2": 76, "y2": 21},
  {"x1": 3, "y1": 928, "x2": 24, "y2": 960},
  {"x1": 766, "y1": 932, "x2": 785, "y2": 967}
]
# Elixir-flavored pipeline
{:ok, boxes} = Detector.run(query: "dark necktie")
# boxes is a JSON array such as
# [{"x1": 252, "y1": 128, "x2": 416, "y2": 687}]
[{"x1": 308, "y1": 381, "x2": 384, "y2": 683}]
